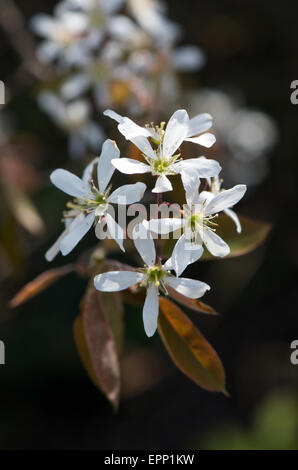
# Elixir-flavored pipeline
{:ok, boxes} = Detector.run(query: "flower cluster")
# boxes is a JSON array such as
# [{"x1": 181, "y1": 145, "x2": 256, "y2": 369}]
[
  {"x1": 47, "y1": 109, "x2": 246, "y2": 336},
  {"x1": 31, "y1": 0, "x2": 206, "y2": 157}
]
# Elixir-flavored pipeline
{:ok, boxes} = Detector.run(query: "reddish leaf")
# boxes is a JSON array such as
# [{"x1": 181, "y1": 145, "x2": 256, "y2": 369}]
[
  {"x1": 158, "y1": 297, "x2": 227, "y2": 394},
  {"x1": 77, "y1": 289, "x2": 121, "y2": 411},
  {"x1": 73, "y1": 313, "x2": 100, "y2": 389},
  {"x1": 167, "y1": 286, "x2": 218, "y2": 315},
  {"x1": 99, "y1": 291, "x2": 124, "y2": 355},
  {"x1": 9, "y1": 265, "x2": 73, "y2": 308}
]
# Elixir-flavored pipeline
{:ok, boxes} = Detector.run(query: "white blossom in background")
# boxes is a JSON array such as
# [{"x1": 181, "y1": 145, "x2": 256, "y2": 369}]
[
  {"x1": 148, "y1": 179, "x2": 246, "y2": 276},
  {"x1": 94, "y1": 222, "x2": 210, "y2": 337},
  {"x1": 127, "y1": 0, "x2": 180, "y2": 45},
  {"x1": 186, "y1": 89, "x2": 278, "y2": 186},
  {"x1": 31, "y1": 0, "x2": 127, "y2": 67},
  {"x1": 46, "y1": 139, "x2": 146, "y2": 258},
  {"x1": 30, "y1": 9, "x2": 90, "y2": 67},
  {"x1": 31, "y1": 0, "x2": 210, "y2": 155},
  {"x1": 104, "y1": 109, "x2": 220, "y2": 193},
  {"x1": 38, "y1": 92, "x2": 105, "y2": 158},
  {"x1": 59, "y1": 20, "x2": 150, "y2": 104}
]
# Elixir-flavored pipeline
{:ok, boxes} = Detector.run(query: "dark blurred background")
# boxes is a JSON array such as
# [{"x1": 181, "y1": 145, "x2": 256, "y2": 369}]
[{"x1": 0, "y1": 0, "x2": 298, "y2": 450}]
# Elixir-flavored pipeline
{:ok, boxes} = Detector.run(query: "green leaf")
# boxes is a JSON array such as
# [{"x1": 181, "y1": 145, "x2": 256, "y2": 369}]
[
  {"x1": 74, "y1": 288, "x2": 121, "y2": 412},
  {"x1": 158, "y1": 297, "x2": 227, "y2": 394},
  {"x1": 202, "y1": 214, "x2": 272, "y2": 260}
]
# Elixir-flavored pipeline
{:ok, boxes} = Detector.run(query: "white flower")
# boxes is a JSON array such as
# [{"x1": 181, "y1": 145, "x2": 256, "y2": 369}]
[
  {"x1": 104, "y1": 109, "x2": 220, "y2": 193},
  {"x1": 31, "y1": 10, "x2": 90, "y2": 66},
  {"x1": 94, "y1": 222, "x2": 210, "y2": 337},
  {"x1": 46, "y1": 139, "x2": 146, "y2": 258},
  {"x1": 38, "y1": 92, "x2": 105, "y2": 158},
  {"x1": 56, "y1": 0, "x2": 129, "y2": 54},
  {"x1": 205, "y1": 176, "x2": 243, "y2": 234},
  {"x1": 148, "y1": 180, "x2": 247, "y2": 276},
  {"x1": 127, "y1": 0, "x2": 180, "y2": 45}
]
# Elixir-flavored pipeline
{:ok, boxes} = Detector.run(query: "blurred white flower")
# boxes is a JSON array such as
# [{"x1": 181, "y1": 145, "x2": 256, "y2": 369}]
[
  {"x1": 38, "y1": 92, "x2": 105, "y2": 158},
  {"x1": 56, "y1": 0, "x2": 126, "y2": 49},
  {"x1": 128, "y1": 0, "x2": 180, "y2": 45},
  {"x1": 228, "y1": 109, "x2": 277, "y2": 161},
  {"x1": 187, "y1": 89, "x2": 278, "y2": 185},
  {"x1": 94, "y1": 221, "x2": 210, "y2": 337},
  {"x1": 31, "y1": 10, "x2": 90, "y2": 67}
]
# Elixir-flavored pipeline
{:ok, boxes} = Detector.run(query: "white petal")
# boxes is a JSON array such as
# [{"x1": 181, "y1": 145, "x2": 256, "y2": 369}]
[
  {"x1": 187, "y1": 113, "x2": 213, "y2": 137},
  {"x1": 45, "y1": 230, "x2": 67, "y2": 262},
  {"x1": 37, "y1": 41, "x2": 61, "y2": 63},
  {"x1": 166, "y1": 276, "x2": 210, "y2": 299},
  {"x1": 60, "y1": 211, "x2": 95, "y2": 255},
  {"x1": 45, "y1": 213, "x2": 84, "y2": 261},
  {"x1": 60, "y1": 73, "x2": 90, "y2": 99},
  {"x1": 105, "y1": 212, "x2": 125, "y2": 252},
  {"x1": 82, "y1": 157, "x2": 98, "y2": 183},
  {"x1": 186, "y1": 133, "x2": 216, "y2": 148},
  {"x1": 50, "y1": 169, "x2": 91, "y2": 199},
  {"x1": 201, "y1": 228, "x2": 230, "y2": 257},
  {"x1": 172, "y1": 45, "x2": 206, "y2": 72},
  {"x1": 180, "y1": 168, "x2": 201, "y2": 207},
  {"x1": 107, "y1": 15, "x2": 141, "y2": 41},
  {"x1": 30, "y1": 14, "x2": 56, "y2": 37},
  {"x1": 174, "y1": 157, "x2": 221, "y2": 178},
  {"x1": 108, "y1": 182, "x2": 146, "y2": 205},
  {"x1": 143, "y1": 284, "x2": 159, "y2": 337},
  {"x1": 118, "y1": 117, "x2": 152, "y2": 139},
  {"x1": 81, "y1": 122, "x2": 105, "y2": 151},
  {"x1": 205, "y1": 184, "x2": 247, "y2": 215},
  {"x1": 197, "y1": 190, "x2": 215, "y2": 206},
  {"x1": 133, "y1": 222, "x2": 156, "y2": 267},
  {"x1": 97, "y1": 139, "x2": 120, "y2": 192},
  {"x1": 94, "y1": 271, "x2": 144, "y2": 292},
  {"x1": 131, "y1": 135, "x2": 156, "y2": 160},
  {"x1": 112, "y1": 158, "x2": 151, "y2": 175},
  {"x1": 38, "y1": 92, "x2": 67, "y2": 124},
  {"x1": 101, "y1": 0, "x2": 124, "y2": 14},
  {"x1": 224, "y1": 208, "x2": 242, "y2": 234},
  {"x1": 103, "y1": 108, "x2": 123, "y2": 123},
  {"x1": 165, "y1": 234, "x2": 204, "y2": 277},
  {"x1": 148, "y1": 218, "x2": 184, "y2": 235},
  {"x1": 162, "y1": 109, "x2": 189, "y2": 158},
  {"x1": 152, "y1": 175, "x2": 173, "y2": 193}
]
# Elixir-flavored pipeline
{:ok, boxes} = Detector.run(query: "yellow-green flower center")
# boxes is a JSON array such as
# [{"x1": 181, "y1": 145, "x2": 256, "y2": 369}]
[
  {"x1": 186, "y1": 211, "x2": 218, "y2": 243},
  {"x1": 66, "y1": 186, "x2": 109, "y2": 217},
  {"x1": 138, "y1": 264, "x2": 171, "y2": 295}
]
